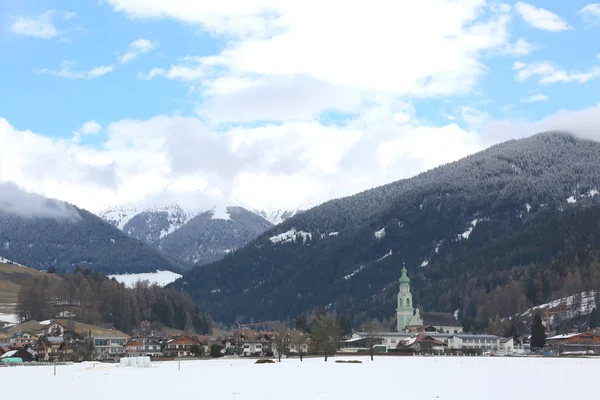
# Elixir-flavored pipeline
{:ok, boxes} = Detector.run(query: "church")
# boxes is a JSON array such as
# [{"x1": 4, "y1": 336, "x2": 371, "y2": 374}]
[{"x1": 396, "y1": 267, "x2": 463, "y2": 333}]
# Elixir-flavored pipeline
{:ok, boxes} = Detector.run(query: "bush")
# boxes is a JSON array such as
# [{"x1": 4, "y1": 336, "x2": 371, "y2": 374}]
[{"x1": 210, "y1": 344, "x2": 224, "y2": 358}]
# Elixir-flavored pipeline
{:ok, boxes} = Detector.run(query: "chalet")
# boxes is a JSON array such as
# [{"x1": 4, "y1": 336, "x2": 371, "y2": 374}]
[
  {"x1": 9, "y1": 331, "x2": 39, "y2": 347},
  {"x1": 225, "y1": 330, "x2": 273, "y2": 356},
  {"x1": 271, "y1": 330, "x2": 311, "y2": 357},
  {"x1": 33, "y1": 336, "x2": 64, "y2": 361},
  {"x1": 126, "y1": 336, "x2": 163, "y2": 357},
  {"x1": 163, "y1": 335, "x2": 202, "y2": 357}
]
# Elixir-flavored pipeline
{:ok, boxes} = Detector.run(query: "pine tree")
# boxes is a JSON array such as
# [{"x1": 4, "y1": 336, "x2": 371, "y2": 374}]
[
  {"x1": 294, "y1": 315, "x2": 308, "y2": 332},
  {"x1": 589, "y1": 308, "x2": 598, "y2": 329},
  {"x1": 531, "y1": 313, "x2": 546, "y2": 349}
]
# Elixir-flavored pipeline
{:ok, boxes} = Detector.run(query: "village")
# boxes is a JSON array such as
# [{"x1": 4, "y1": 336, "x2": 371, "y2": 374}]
[{"x1": 2, "y1": 267, "x2": 600, "y2": 364}]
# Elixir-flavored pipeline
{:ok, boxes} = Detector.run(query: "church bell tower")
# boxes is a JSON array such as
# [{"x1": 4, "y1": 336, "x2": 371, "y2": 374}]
[{"x1": 396, "y1": 266, "x2": 414, "y2": 331}]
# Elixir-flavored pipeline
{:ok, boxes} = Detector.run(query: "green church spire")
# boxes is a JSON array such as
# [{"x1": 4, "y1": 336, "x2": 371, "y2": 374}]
[{"x1": 399, "y1": 266, "x2": 410, "y2": 284}]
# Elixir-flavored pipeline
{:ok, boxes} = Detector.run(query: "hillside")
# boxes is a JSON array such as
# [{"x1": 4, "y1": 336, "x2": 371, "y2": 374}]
[
  {"x1": 0, "y1": 262, "x2": 58, "y2": 325},
  {"x1": 176, "y1": 132, "x2": 600, "y2": 325},
  {"x1": 0, "y1": 189, "x2": 182, "y2": 274},
  {"x1": 100, "y1": 204, "x2": 277, "y2": 269}
]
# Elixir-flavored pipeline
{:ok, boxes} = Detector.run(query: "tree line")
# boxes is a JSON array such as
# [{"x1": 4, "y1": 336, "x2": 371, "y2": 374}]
[{"x1": 16, "y1": 268, "x2": 212, "y2": 334}]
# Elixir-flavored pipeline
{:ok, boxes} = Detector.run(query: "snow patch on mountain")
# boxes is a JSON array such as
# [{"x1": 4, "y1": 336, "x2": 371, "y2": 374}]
[
  {"x1": 566, "y1": 196, "x2": 577, "y2": 204},
  {"x1": 374, "y1": 228, "x2": 386, "y2": 240},
  {"x1": 343, "y1": 265, "x2": 365, "y2": 280},
  {"x1": 108, "y1": 270, "x2": 182, "y2": 288},
  {"x1": 270, "y1": 229, "x2": 312, "y2": 244},
  {"x1": 0, "y1": 256, "x2": 27, "y2": 268},
  {"x1": 516, "y1": 290, "x2": 598, "y2": 323}
]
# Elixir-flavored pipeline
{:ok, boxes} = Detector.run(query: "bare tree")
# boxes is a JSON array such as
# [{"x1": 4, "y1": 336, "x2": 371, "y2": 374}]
[
  {"x1": 312, "y1": 312, "x2": 342, "y2": 362},
  {"x1": 274, "y1": 328, "x2": 291, "y2": 362},
  {"x1": 362, "y1": 318, "x2": 382, "y2": 361},
  {"x1": 291, "y1": 330, "x2": 309, "y2": 361}
]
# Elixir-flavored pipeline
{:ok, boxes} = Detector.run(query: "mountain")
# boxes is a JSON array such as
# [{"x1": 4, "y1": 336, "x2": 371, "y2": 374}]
[
  {"x1": 99, "y1": 202, "x2": 299, "y2": 269},
  {"x1": 0, "y1": 186, "x2": 182, "y2": 275},
  {"x1": 176, "y1": 132, "x2": 600, "y2": 325}
]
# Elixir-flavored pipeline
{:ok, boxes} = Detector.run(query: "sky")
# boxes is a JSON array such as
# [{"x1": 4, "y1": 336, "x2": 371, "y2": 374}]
[{"x1": 1, "y1": 0, "x2": 600, "y2": 214}]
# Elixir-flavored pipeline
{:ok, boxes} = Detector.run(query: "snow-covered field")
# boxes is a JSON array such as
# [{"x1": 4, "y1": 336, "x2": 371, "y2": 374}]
[
  {"x1": 3, "y1": 356, "x2": 599, "y2": 399},
  {"x1": 0, "y1": 311, "x2": 18, "y2": 324},
  {"x1": 107, "y1": 270, "x2": 182, "y2": 287}
]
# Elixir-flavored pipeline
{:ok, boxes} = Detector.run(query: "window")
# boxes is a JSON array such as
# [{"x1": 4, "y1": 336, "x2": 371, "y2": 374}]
[
  {"x1": 391, "y1": 339, "x2": 396, "y2": 343},
  {"x1": 256, "y1": 344, "x2": 262, "y2": 349},
  {"x1": 244, "y1": 344, "x2": 250, "y2": 348},
  {"x1": 399, "y1": 298, "x2": 403, "y2": 306},
  {"x1": 407, "y1": 299, "x2": 410, "y2": 306}
]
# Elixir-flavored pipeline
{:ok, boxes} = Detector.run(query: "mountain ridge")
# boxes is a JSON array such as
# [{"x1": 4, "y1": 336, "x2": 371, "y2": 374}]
[
  {"x1": 98, "y1": 200, "x2": 302, "y2": 269},
  {"x1": 176, "y1": 132, "x2": 600, "y2": 325}
]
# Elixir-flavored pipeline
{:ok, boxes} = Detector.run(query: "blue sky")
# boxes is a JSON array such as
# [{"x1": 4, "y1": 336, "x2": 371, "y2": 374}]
[{"x1": 1, "y1": 0, "x2": 600, "y2": 212}]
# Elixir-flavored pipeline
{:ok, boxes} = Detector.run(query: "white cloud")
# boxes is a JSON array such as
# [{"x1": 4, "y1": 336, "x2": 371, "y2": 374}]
[
  {"x1": 35, "y1": 61, "x2": 114, "y2": 80},
  {"x1": 503, "y1": 38, "x2": 535, "y2": 55},
  {"x1": 579, "y1": 4, "x2": 600, "y2": 25},
  {"x1": 514, "y1": 60, "x2": 600, "y2": 84},
  {"x1": 514, "y1": 2, "x2": 571, "y2": 32},
  {"x1": 80, "y1": 120, "x2": 102, "y2": 135},
  {"x1": 130, "y1": 0, "x2": 514, "y2": 111},
  {"x1": 118, "y1": 38, "x2": 158, "y2": 64},
  {"x1": 523, "y1": 94, "x2": 549, "y2": 103},
  {"x1": 10, "y1": 10, "x2": 76, "y2": 40},
  {"x1": 4, "y1": 100, "x2": 600, "y2": 214}
]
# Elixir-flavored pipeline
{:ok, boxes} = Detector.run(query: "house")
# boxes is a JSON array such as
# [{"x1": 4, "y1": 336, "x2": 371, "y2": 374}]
[
  {"x1": 446, "y1": 334, "x2": 500, "y2": 353},
  {"x1": 271, "y1": 330, "x2": 311, "y2": 357},
  {"x1": 163, "y1": 335, "x2": 202, "y2": 357},
  {"x1": 547, "y1": 332, "x2": 600, "y2": 354},
  {"x1": 34, "y1": 336, "x2": 64, "y2": 361},
  {"x1": 225, "y1": 330, "x2": 273, "y2": 356},
  {"x1": 126, "y1": 336, "x2": 163, "y2": 357},
  {"x1": 9, "y1": 331, "x2": 39, "y2": 347},
  {"x1": 93, "y1": 334, "x2": 128, "y2": 360},
  {"x1": 399, "y1": 334, "x2": 447, "y2": 353}
]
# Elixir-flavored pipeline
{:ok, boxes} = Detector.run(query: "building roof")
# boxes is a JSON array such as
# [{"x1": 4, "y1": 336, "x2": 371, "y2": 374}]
[
  {"x1": 547, "y1": 333, "x2": 581, "y2": 340},
  {"x1": 421, "y1": 312, "x2": 463, "y2": 328},
  {"x1": 399, "y1": 267, "x2": 410, "y2": 284}
]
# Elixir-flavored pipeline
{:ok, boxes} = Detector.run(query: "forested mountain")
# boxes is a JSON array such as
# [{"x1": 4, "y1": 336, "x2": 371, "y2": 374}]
[
  {"x1": 176, "y1": 132, "x2": 600, "y2": 326},
  {"x1": 0, "y1": 204, "x2": 182, "y2": 275},
  {"x1": 100, "y1": 204, "x2": 274, "y2": 269}
]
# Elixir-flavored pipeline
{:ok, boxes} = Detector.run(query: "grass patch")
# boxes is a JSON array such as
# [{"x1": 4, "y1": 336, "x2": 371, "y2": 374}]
[{"x1": 335, "y1": 360, "x2": 363, "y2": 364}]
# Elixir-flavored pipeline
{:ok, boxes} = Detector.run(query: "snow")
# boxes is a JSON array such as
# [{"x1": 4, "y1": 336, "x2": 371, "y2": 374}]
[
  {"x1": 457, "y1": 219, "x2": 481, "y2": 240},
  {"x1": 343, "y1": 265, "x2": 365, "y2": 280},
  {"x1": 518, "y1": 290, "x2": 598, "y2": 321},
  {"x1": 434, "y1": 240, "x2": 444, "y2": 253},
  {"x1": 4, "y1": 357, "x2": 599, "y2": 399},
  {"x1": 210, "y1": 205, "x2": 231, "y2": 221},
  {"x1": 0, "y1": 312, "x2": 19, "y2": 324},
  {"x1": 0, "y1": 256, "x2": 27, "y2": 267},
  {"x1": 269, "y1": 229, "x2": 312, "y2": 244},
  {"x1": 458, "y1": 227, "x2": 473, "y2": 240},
  {"x1": 588, "y1": 189, "x2": 599, "y2": 197},
  {"x1": 567, "y1": 196, "x2": 577, "y2": 204},
  {"x1": 376, "y1": 249, "x2": 392, "y2": 262},
  {"x1": 108, "y1": 270, "x2": 182, "y2": 288},
  {"x1": 420, "y1": 259, "x2": 429, "y2": 267},
  {"x1": 525, "y1": 203, "x2": 531, "y2": 212},
  {"x1": 329, "y1": 232, "x2": 339, "y2": 236},
  {"x1": 374, "y1": 228, "x2": 386, "y2": 240}
]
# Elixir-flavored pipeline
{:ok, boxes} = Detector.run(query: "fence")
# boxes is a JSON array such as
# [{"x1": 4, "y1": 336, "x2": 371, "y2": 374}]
[{"x1": 0, "y1": 361, "x2": 73, "y2": 367}]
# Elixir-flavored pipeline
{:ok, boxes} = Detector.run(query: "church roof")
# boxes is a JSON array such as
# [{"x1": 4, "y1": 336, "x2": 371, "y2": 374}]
[
  {"x1": 399, "y1": 267, "x2": 410, "y2": 284},
  {"x1": 421, "y1": 312, "x2": 462, "y2": 328}
]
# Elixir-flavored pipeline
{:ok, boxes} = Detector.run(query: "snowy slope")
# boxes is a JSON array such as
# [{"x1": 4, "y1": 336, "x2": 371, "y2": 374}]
[
  {"x1": 108, "y1": 270, "x2": 182, "y2": 288},
  {"x1": 517, "y1": 290, "x2": 598, "y2": 322}
]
